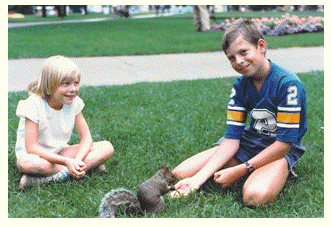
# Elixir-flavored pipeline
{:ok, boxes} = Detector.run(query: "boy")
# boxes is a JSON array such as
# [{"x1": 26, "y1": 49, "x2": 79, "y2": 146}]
[{"x1": 171, "y1": 18, "x2": 307, "y2": 206}]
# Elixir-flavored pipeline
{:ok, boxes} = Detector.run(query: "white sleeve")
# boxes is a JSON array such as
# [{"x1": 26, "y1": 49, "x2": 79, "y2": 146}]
[
  {"x1": 16, "y1": 95, "x2": 40, "y2": 123},
  {"x1": 74, "y1": 96, "x2": 85, "y2": 115}
]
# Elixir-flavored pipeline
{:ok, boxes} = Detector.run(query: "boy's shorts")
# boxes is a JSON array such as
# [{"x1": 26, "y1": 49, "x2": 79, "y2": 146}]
[{"x1": 214, "y1": 130, "x2": 305, "y2": 177}]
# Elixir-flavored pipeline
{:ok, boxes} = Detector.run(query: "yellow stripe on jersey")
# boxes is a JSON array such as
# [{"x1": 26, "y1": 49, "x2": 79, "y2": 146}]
[
  {"x1": 227, "y1": 110, "x2": 246, "y2": 122},
  {"x1": 277, "y1": 112, "x2": 300, "y2": 124}
]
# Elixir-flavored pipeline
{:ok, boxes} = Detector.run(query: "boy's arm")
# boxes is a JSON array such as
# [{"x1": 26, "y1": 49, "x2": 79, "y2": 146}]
[
  {"x1": 214, "y1": 140, "x2": 291, "y2": 187},
  {"x1": 193, "y1": 138, "x2": 240, "y2": 187},
  {"x1": 247, "y1": 140, "x2": 291, "y2": 170},
  {"x1": 74, "y1": 112, "x2": 93, "y2": 161},
  {"x1": 175, "y1": 138, "x2": 240, "y2": 193}
]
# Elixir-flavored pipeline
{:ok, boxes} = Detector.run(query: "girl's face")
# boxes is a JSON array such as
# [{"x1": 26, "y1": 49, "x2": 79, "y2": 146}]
[
  {"x1": 48, "y1": 76, "x2": 80, "y2": 110},
  {"x1": 225, "y1": 35, "x2": 268, "y2": 79}
]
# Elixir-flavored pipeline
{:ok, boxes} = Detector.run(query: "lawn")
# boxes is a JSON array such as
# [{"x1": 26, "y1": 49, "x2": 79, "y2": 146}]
[
  {"x1": 8, "y1": 9, "x2": 324, "y2": 218},
  {"x1": 8, "y1": 12, "x2": 324, "y2": 59},
  {"x1": 8, "y1": 71, "x2": 324, "y2": 218}
]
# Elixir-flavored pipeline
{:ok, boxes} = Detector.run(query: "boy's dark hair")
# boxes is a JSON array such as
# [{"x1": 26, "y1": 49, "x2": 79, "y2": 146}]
[{"x1": 222, "y1": 18, "x2": 265, "y2": 52}]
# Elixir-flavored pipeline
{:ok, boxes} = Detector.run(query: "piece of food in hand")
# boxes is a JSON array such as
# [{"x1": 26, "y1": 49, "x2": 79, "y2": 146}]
[{"x1": 169, "y1": 187, "x2": 196, "y2": 198}]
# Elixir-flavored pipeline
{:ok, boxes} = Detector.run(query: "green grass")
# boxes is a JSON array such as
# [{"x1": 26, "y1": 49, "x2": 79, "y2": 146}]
[
  {"x1": 8, "y1": 13, "x2": 324, "y2": 59},
  {"x1": 8, "y1": 71, "x2": 324, "y2": 218},
  {"x1": 8, "y1": 10, "x2": 324, "y2": 23}
]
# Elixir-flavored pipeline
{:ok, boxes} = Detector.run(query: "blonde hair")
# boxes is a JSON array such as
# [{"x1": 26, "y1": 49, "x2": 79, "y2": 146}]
[{"x1": 28, "y1": 55, "x2": 81, "y2": 98}]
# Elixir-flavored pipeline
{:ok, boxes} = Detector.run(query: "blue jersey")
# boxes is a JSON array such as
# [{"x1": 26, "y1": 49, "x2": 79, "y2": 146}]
[{"x1": 225, "y1": 61, "x2": 307, "y2": 154}]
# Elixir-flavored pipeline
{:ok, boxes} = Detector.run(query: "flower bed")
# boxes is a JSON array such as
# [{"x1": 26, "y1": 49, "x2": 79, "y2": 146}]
[{"x1": 211, "y1": 14, "x2": 324, "y2": 36}]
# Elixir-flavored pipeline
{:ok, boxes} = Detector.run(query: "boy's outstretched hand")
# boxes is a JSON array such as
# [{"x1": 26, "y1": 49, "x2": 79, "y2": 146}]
[{"x1": 169, "y1": 177, "x2": 199, "y2": 198}]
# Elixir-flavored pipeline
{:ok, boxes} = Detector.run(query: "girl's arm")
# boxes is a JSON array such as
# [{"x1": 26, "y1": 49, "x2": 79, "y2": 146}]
[
  {"x1": 214, "y1": 140, "x2": 291, "y2": 186},
  {"x1": 175, "y1": 138, "x2": 240, "y2": 192},
  {"x1": 25, "y1": 118, "x2": 71, "y2": 166},
  {"x1": 74, "y1": 112, "x2": 93, "y2": 161}
]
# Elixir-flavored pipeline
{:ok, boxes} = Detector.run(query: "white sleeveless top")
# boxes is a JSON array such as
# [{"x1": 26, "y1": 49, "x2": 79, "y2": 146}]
[{"x1": 15, "y1": 94, "x2": 84, "y2": 159}]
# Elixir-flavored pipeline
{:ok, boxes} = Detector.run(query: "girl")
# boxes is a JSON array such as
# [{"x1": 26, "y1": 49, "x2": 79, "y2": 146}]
[{"x1": 15, "y1": 55, "x2": 114, "y2": 189}]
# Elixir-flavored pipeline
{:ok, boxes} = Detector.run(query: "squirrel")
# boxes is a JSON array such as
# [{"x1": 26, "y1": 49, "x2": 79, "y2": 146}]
[{"x1": 99, "y1": 165, "x2": 176, "y2": 218}]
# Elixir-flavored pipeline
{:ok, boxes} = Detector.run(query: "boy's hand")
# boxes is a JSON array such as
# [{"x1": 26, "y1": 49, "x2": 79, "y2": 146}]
[
  {"x1": 169, "y1": 177, "x2": 199, "y2": 198},
  {"x1": 214, "y1": 165, "x2": 246, "y2": 187}
]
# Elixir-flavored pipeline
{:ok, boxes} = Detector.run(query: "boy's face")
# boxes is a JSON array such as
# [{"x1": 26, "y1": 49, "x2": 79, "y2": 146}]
[{"x1": 225, "y1": 35, "x2": 268, "y2": 79}]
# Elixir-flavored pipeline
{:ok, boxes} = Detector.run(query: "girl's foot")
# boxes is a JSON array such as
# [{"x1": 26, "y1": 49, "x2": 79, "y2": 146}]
[
  {"x1": 19, "y1": 168, "x2": 69, "y2": 190},
  {"x1": 19, "y1": 174, "x2": 47, "y2": 190},
  {"x1": 95, "y1": 164, "x2": 107, "y2": 173}
]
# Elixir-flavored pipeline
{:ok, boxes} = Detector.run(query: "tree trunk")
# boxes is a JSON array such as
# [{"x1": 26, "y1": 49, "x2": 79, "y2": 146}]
[{"x1": 42, "y1": 5, "x2": 47, "y2": 18}]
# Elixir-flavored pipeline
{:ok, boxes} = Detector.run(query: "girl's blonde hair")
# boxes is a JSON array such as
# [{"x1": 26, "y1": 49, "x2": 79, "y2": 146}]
[{"x1": 28, "y1": 55, "x2": 81, "y2": 98}]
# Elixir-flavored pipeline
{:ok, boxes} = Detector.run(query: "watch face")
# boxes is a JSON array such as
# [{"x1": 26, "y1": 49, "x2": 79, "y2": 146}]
[{"x1": 245, "y1": 162, "x2": 254, "y2": 172}]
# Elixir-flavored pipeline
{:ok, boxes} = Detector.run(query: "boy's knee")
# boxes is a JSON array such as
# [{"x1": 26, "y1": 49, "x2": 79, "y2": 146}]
[
  {"x1": 243, "y1": 186, "x2": 275, "y2": 206},
  {"x1": 172, "y1": 167, "x2": 185, "y2": 180}
]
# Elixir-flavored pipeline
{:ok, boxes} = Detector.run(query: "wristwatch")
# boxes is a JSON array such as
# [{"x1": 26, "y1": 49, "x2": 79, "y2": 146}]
[{"x1": 244, "y1": 162, "x2": 255, "y2": 173}]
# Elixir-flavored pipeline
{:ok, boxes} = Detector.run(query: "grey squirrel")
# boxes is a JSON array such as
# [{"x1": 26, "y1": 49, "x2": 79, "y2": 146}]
[{"x1": 99, "y1": 166, "x2": 176, "y2": 218}]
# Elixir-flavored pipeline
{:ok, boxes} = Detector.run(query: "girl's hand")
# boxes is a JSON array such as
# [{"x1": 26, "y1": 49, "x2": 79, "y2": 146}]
[
  {"x1": 73, "y1": 158, "x2": 86, "y2": 172},
  {"x1": 170, "y1": 177, "x2": 200, "y2": 198},
  {"x1": 214, "y1": 165, "x2": 246, "y2": 187},
  {"x1": 66, "y1": 158, "x2": 86, "y2": 179}
]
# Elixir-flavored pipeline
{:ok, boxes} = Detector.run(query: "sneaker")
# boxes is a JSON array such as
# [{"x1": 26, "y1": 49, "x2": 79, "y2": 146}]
[
  {"x1": 19, "y1": 169, "x2": 69, "y2": 190},
  {"x1": 95, "y1": 164, "x2": 107, "y2": 173},
  {"x1": 19, "y1": 174, "x2": 47, "y2": 190}
]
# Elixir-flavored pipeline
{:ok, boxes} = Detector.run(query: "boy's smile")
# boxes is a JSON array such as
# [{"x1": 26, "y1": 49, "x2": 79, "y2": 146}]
[{"x1": 225, "y1": 35, "x2": 270, "y2": 81}]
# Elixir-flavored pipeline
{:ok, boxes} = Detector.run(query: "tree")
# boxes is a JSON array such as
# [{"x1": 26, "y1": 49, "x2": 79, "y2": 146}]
[
  {"x1": 42, "y1": 5, "x2": 47, "y2": 18},
  {"x1": 55, "y1": 5, "x2": 67, "y2": 18}
]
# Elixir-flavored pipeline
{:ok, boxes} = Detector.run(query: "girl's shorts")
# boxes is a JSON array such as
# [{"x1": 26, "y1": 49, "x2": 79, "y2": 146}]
[{"x1": 214, "y1": 131, "x2": 305, "y2": 177}]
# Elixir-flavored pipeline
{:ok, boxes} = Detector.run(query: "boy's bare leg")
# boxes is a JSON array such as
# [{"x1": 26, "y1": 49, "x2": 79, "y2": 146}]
[{"x1": 243, "y1": 157, "x2": 289, "y2": 206}]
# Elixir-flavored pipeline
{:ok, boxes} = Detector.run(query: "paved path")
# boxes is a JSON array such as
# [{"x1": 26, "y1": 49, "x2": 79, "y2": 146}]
[
  {"x1": 8, "y1": 46, "x2": 324, "y2": 92},
  {"x1": 8, "y1": 13, "x2": 176, "y2": 29}
]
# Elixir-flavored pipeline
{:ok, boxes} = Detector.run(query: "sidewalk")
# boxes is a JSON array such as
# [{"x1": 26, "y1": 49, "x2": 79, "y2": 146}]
[
  {"x1": 8, "y1": 46, "x2": 324, "y2": 92},
  {"x1": 8, "y1": 13, "x2": 176, "y2": 29}
]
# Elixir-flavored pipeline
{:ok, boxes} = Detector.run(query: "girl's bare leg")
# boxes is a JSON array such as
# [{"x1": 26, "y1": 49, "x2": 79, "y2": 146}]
[
  {"x1": 17, "y1": 141, "x2": 114, "y2": 189},
  {"x1": 17, "y1": 154, "x2": 63, "y2": 176},
  {"x1": 59, "y1": 141, "x2": 114, "y2": 171},
  {"x1": 82, "y1": 141, "x2": 114, "y2": 170}
]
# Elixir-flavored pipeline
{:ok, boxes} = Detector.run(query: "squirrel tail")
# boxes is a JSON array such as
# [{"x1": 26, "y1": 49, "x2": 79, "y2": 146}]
[{"x1": 99, "y1": 188, "x2": 141, "y2": 218}]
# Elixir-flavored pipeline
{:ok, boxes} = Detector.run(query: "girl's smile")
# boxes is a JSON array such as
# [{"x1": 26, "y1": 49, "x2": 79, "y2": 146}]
[{"x1": 48, "y1": 77, "x2": 80, "y2": 110}]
